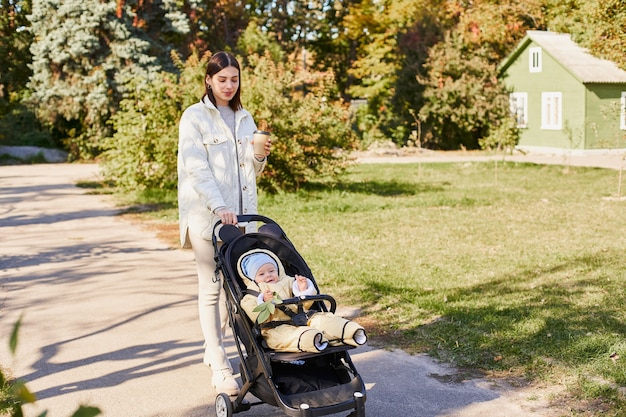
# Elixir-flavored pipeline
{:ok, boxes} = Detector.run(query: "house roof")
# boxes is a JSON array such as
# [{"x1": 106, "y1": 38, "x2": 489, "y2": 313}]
[{"x1": 499, "y1": 30, "x2": 626, "y2": 84}]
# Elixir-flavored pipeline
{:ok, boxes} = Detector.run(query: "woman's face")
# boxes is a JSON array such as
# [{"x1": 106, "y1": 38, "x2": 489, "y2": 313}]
[{"x1": 207, "y1": 66, "x2": 239, "y2": 106}]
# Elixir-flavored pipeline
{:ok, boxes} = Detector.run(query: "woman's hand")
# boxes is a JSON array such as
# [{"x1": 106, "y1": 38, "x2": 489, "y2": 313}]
[
  {"x1": 215, "y1": 208, "x2": 238, "y2": 225},
  {"x1": 254, "y1": 138, "x2": 272, "y2": 161}
]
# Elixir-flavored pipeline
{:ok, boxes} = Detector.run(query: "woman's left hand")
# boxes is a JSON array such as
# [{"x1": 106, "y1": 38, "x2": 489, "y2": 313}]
[{"x1": 263, "y1": 138, "x2": 271, "y2": 157}]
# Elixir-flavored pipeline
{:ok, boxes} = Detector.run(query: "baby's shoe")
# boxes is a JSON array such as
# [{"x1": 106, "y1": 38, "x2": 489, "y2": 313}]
[
  {"x1": 212, "y1": 368, "x2": 240, "y2": 396},
  {"x1": 314, "y1": 332, "x2": 329, "y2": 352},
  {"x1": 353, "y1": 328, "x2": 367, "y2": 345}
]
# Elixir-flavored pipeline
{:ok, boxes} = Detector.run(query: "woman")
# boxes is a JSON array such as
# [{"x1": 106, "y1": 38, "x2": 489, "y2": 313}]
[{"x1": 177, "y1": 51, "x2": 271, "y2": 396}]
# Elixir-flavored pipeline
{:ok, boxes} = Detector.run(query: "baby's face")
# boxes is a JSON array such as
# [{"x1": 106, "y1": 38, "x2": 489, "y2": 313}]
[{"x1": 255, "y1": 262, "x2": 279, "y2": 283}]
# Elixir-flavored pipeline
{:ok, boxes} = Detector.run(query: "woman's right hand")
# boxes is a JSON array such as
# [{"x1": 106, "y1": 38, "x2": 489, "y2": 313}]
[{"x1": 215, "y1": 208, "x2": 238, "y2": 225}]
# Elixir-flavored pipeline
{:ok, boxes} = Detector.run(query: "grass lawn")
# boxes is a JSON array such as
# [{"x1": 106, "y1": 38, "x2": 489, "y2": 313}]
[{"x1": 124, "y1": 160, "x2": 626, "y2": 415}]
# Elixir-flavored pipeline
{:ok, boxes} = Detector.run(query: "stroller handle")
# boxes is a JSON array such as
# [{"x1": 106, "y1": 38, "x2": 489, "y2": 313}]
[
  {"x1": 280, "y1": 294, "x2": 337, "y2": 314},
  {"x1": 211, "y1": 214, "x2": 280, "y2": 247}
]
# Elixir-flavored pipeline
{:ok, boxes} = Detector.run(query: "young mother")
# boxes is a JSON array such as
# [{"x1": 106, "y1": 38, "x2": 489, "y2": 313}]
[{"x1": 177, "y1": 51, "x2": 271, "y2": 396}]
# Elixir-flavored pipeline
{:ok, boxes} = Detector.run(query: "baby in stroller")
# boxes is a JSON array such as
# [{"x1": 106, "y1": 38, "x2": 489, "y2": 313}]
[{"x1": 237, "y1": 249, "x2": 367, "y2": 353}]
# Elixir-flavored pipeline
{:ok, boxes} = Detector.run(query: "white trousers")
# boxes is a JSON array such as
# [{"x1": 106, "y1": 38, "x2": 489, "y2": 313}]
[{"x1": 188, "y1": 230, "x2": 230, "y2": 371}]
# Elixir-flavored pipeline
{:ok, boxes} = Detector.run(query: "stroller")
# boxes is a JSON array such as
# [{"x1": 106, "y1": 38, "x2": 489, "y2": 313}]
[{"x1": 211, "y1": 214, "x2": 367, "y2": 417}]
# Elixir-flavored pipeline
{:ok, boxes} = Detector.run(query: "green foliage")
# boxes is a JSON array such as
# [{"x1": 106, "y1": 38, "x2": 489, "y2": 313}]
[
  {"x1": 26, "y1": 0, "x2": 192, "y2": 160},
  {"x1": 252, "y1": 292, "x2": 283, "y2": 324},
  {"x1": 419, "y1": 36, "x2": 511, "y2": 149},
  {"x1": 102, "y1": 47, "x2": 356, "y2": 194},
  {"x1": 0, "y1": 0, "x2": 33, "y2": 110},
  {"x1": 236, "y1": 20, "x2": 284, "y2": 62},
  {"x1": 547, "y1": 0, "x2": 626, "y2": 71},
  {"x1": 6, "y1": 0, "x2": 625, "y2": 162},
  {"x1": 101, "y1": 51, "x2": 206, "y2": 190},
  {"x1": 0, "y1": 101, "x2": 54, "y2": 147},
  {"x1": 244, "y1": 53, "x2": 358, "y2": 193}
]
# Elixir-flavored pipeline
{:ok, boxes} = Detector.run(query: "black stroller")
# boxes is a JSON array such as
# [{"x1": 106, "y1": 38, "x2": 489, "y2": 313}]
[{"x1": 211, "y1": 214, "x2": 366, "y2": 417}]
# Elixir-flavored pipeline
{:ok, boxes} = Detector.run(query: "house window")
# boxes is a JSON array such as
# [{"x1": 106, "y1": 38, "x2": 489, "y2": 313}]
[
  {"x1": 541, "y1": 92, "x2": 562, "y2": 130},
  {"x1": 529, "y1": 47, "x2": 542, "y2": 73},
  {"x1": 621, "y1": 92, "x2": 626, "y2": 130},
  {"x1": 509, "y1": 92, "x2": 528, "y2": 128}
]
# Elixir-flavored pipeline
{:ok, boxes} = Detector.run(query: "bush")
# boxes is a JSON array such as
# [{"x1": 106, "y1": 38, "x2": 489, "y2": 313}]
[
  {"x1": 243, "y1": 53, "x2": 358, "y2": 192},
  {"x1": 101, "y1": 50, "x2": 357, "y2": 193},
  {"x1": 101, "y1": 51, "x2": 205, "y2": 190}
]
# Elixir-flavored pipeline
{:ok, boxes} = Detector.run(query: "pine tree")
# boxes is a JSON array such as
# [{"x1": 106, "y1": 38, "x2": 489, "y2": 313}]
[{"x1": 27, "y1": 0, "x2": 190, "y2": 159}]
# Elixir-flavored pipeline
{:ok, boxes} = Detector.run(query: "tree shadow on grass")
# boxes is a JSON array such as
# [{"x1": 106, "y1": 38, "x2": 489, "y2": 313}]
[
  {"x1": 301, "y1": 179, "x2": 449, "y2": 196},
  {"x1": 363, "y1": 247, "x2": 626, "y2": 377}
]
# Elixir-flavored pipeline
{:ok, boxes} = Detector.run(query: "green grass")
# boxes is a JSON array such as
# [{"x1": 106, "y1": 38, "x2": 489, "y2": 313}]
[
  {"x1": 258, "y1": 161, "x2": 626, "y2": 414},
  {"x1": 116, "y1": 160, "x2": 625, "y2": 414}
]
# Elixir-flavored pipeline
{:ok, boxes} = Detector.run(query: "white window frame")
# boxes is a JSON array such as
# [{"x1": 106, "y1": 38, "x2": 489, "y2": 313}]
[
  {"x1": 541, "y1": 92, "x2": 562, "y2": 130},
  {"x1": 509, "y1": 92, "x2": 528, "y2": 128},
  {"x1": 619, "y1": 91, "x2": 626, "y2": 130},
  {"x1": 529, "y1": 47, "x2": 542, "y2": 73}
]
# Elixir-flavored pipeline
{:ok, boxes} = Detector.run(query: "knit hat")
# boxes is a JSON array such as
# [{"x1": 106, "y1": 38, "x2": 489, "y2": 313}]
[{"x1": 241, "y1": 252, "x2": 277, "y2": 281}]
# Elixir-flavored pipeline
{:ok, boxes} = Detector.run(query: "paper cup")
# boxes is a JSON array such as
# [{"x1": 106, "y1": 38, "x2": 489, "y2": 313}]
[{"x1": 253, "y1": 130, "x2": 270, "y2": 156}]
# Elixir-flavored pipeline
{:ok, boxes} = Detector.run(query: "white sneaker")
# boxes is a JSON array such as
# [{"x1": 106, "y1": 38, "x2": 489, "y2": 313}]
[{"x1": 212, "y1": 368, "x2": 240, "y2": 396}]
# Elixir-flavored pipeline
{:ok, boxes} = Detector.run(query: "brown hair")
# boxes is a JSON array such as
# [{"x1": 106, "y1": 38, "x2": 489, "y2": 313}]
[{"x1": 205, "y1": 51, "x2": 242, "y2": 112}]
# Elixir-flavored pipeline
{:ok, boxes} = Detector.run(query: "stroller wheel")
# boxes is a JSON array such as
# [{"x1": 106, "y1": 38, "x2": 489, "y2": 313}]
[{"x1": 215, "y1": 393, "x2": 234, "y2": 417}]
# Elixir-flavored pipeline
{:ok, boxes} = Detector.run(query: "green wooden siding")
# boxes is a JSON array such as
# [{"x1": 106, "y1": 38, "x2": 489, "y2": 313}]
[
  {"x1": 501, "y1": 40, "x2": 626, "y2": 150},
  {"x1": 585, "y1": 85, "x2": 626, "y2": 149}
]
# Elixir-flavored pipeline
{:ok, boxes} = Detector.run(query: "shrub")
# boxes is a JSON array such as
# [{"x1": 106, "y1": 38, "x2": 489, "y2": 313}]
[
  {"x1": 244, "y1": 53, "x2": 358, "y2": 192},
  {"x1": 101, "y1": 51, "x2": 205, "y2": 190},
  {"x1": 101, "y1": 50, "x2": 357, "y2": 193}
]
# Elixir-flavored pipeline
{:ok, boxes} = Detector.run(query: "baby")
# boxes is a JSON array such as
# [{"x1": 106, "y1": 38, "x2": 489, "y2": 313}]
[{"x1": 238, "y1": 249, "x2": 367, "y2": 353}]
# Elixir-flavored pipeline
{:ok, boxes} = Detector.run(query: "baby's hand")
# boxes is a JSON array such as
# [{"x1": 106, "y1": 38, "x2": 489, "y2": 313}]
[
  {"x1": 262, "y1": 289, "x2": 274, "y2": 302},
  {"x1": 295, "y1": 275, "x2": 309, "y2": 292}
]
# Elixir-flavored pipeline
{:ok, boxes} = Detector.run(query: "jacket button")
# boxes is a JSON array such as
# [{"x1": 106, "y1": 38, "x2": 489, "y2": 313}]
[{"x1": 213, "y1": 138, "x2": 218, "y2": 143}]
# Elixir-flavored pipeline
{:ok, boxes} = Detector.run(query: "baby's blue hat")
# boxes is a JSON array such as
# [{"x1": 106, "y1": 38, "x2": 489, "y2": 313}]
[{"x1": 241, "y1": 252, "x2": 277, "y2": 281}]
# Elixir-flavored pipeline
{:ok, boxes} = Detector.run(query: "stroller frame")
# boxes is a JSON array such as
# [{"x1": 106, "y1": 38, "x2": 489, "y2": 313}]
[{"x1": 211, "y1": 214, "x2": 367, "y2": 417}]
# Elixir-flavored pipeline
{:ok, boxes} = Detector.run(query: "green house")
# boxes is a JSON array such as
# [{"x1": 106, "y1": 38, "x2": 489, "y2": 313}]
[{"x1": 499, "y1": 30, "x2": 626, "y2": 151}]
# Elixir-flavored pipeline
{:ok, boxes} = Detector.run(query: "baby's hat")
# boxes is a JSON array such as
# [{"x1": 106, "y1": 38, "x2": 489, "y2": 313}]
[{"x1": 241, "y1": 252, "x2": 277, "y2": 281}]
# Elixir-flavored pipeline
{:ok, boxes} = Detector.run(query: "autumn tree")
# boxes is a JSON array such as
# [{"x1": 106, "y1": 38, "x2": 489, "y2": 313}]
[{"x1": 418, "y1": 0, "x2": 543, "y2": 149}]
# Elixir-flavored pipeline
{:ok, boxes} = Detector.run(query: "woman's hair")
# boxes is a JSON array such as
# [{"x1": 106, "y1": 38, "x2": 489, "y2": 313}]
[{"x1": 205, "y1": 51, "x2": 242, "y2": 111}]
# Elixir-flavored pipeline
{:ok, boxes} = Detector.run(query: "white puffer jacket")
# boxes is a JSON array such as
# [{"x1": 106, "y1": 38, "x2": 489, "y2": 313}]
[{"x1": 177, "y1": 96, "x2": 266, "y2": 248}]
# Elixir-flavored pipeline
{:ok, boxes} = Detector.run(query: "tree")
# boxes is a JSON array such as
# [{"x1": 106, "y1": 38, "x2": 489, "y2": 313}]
[
  {"x1": 546, "y1": 0, "x2": 626, "y2": 71},
  {"x1": 101, "y1": 52, "x2": 200, "y2": 191},
  {"x1": 26, "y1": 0, "x2": 190, "y2": 159},
  {"x1": 0, "y1": 0, "x2": 32, "y2": 108},
  {"x1": 417, "y1": 0, "x2": 543, "y2": 149},
  {"x1": 0, "y1": 0, "x2": 52, "y2": 147}
]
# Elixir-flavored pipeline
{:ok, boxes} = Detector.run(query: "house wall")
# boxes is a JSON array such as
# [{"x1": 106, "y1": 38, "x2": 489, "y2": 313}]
[
  {"x1": 501, "y1": 41, "x2": 587, "y2": 149},
  {"x1": 584, "y1": 84, "x2": 626, "y2": 149}
]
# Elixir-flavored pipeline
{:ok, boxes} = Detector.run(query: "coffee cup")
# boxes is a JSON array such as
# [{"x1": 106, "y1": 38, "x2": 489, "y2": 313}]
[{"x1": 253, "y1": 130, "x2": 270, "y2": 156}]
